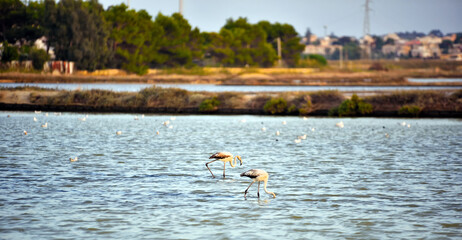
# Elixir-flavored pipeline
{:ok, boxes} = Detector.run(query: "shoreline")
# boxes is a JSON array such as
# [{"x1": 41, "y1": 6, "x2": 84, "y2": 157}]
[
  {"x1": 1, "y1": 102, "x2": 461, "y2": 118},
  {"x1": 1, "y1": 69, "x2": 462, "y2": 87}
]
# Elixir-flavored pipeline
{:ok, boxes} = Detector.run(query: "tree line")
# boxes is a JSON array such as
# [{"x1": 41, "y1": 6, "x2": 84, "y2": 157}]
[{"x1": 0, "y1": 0, "x2": 305, "y2": 74}]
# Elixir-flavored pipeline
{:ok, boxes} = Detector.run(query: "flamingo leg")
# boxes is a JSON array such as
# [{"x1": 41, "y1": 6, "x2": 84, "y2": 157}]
[
  {"x1": 257, "y1": 181, "x2": 260, "y2": 198},
  {"x1": 244, "y1": 180, "x2": 256, "y2": 198},
  {"x1": 223, "y1": 162, "x2": 226, "y2": 178},
  {"x1": 205, "y1": 159, "x2": 219, "y2": 178}
]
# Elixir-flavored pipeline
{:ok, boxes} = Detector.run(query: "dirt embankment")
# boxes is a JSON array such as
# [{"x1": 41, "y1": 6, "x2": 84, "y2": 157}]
[
  {"x1": 1, "y1": 68, "x2": 462, "y2": 86},
  {"x1": 1, "y1": 87, "x2": 461, "y2": 118}
]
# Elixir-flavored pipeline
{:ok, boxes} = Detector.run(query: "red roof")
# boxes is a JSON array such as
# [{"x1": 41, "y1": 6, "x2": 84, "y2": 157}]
[{"x1": 405, "y1": 40, "x2": 421, "y2": 45}]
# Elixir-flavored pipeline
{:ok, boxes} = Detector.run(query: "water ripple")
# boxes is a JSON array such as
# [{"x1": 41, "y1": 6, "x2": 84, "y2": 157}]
[{"x1": 1, "y1": 112, "x2": 461, "y2": 239}]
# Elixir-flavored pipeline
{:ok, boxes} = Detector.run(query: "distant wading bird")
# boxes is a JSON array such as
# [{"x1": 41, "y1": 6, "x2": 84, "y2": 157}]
[
  {"x1": 206, "y1": 152, "x2": 242, "y2": 178},
  {"x1": 240, "y1": 169, "x2": 276, "y2": 198}
]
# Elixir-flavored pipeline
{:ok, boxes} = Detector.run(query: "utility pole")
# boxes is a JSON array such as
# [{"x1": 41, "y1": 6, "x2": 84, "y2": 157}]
[
  {"x1": 277, "y1": 37, "x2": 282, "y2": 67},
  {"x1": 339, "y1": 46, "x2": 343, "y2": 69},
  {"x1": 179, "y1": 0, "x2": 183, "y2": 15},
  {"x1": 363, "y1": 0, "x2": 371, "y2": 37}
]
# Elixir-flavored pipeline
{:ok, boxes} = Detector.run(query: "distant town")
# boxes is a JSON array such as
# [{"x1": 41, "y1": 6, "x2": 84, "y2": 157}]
[{"x1": 301, "y1": 30, "x2": 462, "y2": 61}]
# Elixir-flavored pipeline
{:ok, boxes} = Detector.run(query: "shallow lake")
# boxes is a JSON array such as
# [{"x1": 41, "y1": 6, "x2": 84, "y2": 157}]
[
  {"x1": 407, "y1": 78, "x2": 462, "y2": 83},
  {"x1": 1, "y1": 82, "x2": 462, "y2": 92},
  {"x1": 1, "y1": 112, "x2": 461, "y2": 239}
]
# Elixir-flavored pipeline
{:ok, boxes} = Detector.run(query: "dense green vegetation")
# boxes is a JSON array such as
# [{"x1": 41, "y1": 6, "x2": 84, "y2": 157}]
[
  {"x1": 398, "y1": 105, "x2": 422, "y2": 117},
  {"x1": 329, "y1": 94, "x2": 373, "y2": 117},
  {"x1": 0, "y1": 0, "x2": 305, "y2": 74}
]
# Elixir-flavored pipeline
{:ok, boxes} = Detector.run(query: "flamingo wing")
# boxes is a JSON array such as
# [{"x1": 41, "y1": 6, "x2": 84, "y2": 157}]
[
  {"x1": 209, "y1": 152, "x2": 232, "y2": 159},
  {"x1": 240, "y1": 169, "x2": 267, "y2": 178}
]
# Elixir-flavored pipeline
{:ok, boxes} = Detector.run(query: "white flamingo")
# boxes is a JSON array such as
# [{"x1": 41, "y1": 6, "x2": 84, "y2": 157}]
[
  {"x1": 240, "y1": 169, "x2": 276, "y2": 198},
  {"x1": 336, "y1": 121, "x2": 344, "y2": 128},
  {"x1": 116, "y1": 131, "x2": 122, "y2": 135},
  {"x1": 206, "y1": 152, "x2": 243, "y2": 178},
  {"x1": 41, "y1": 122, "x2": 48, "y2": 128},
  {"x1": 69, "y1": 157, "x2": 78, "y2": 162}
]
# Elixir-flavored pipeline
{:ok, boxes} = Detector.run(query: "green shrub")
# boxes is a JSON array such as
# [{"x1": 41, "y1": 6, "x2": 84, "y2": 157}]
[
  {"x1": 399, "y1": 105, "x2": 422, "y2": 117},
  {"x1": 1, "y1": 42, "x2": 19, "y2": 63},
  {"x1": 335, "y1": 94, "x2": 373, "y2": 116},
  {"x1": 298, "y1": 99, "x2": 312, "y2": 115},
  {"x1": 287, "y1": 104, "x2": 298, "y2": 114},
  {"x1": 263, "y1": 97, "x2": 287, "y2": 114},
  {"x1": 328, "y1": 106, "x2": 339, "y2": 116},
  {"x1": 199, "y1": 96, "x2": 220, "y2": 112},
  {"x1": 307, "y1": 54, "x2": 327, "y2": 66},
  {"x1": 30, "y1": 48, "x2": 49, "y2": 70}
]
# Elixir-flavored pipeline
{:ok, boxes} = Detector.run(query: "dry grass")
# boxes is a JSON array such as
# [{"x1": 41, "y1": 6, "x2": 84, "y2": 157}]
[{"x1": 2, "y1": 85, "x2": 461, "y2": 116}]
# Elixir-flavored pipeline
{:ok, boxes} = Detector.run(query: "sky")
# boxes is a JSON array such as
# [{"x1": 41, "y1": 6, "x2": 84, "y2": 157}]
[{"x1": 98, "y1": 0, "x2": 462, "y2": 38}]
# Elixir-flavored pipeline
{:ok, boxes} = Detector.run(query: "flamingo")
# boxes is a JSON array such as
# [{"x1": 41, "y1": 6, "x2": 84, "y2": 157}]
[
  {"x1": 335, "y1": 121, "x2": 344, "y2": 128},
  {"x1": 294, "y1": 139, "x2": 301, "y2": 144},
  {"x1": 69, "y1": 157, "x2": 78, "y2": 162},
  {"x1": 240, "y1": 169, "x2": 276, "y2": 198},
  {"x1": 41, "y1": 122, "x2": 48, "y2": 128},
  {"x1": 116, "y1": 131, "x2": 122, "y2": 135},
  {"x1": 206, "y1": 152, "x2": 243, "y2": 178},
  {"x1": 23, "y1": 130, "x2": 27, "y2": 135},
  {"x1": 33, "y1": 117, "x2": 38, "y2": 122}
]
